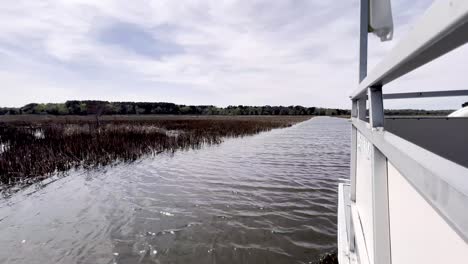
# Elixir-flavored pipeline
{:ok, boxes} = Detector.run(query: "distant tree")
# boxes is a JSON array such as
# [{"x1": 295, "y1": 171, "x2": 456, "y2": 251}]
[
  {"x1": 43, "y1": 103, "x2": 69, "y2": 115},
  {"x1": 20, "y1": 103, "x2": 40, "y2": 114},
  {"x1": 86, "y1": 101, "x2": 110, "y2": 127},
  {"x1": 0, "y1": 108, "x2": 19, "y2": 115},
  {"x1": 279, "y1": 108, "x2": 289, "y2": 115},
  {"x1": 306, "y1": 107, "x2": 316, "y2": 115},
  {"x1": 65, "y1": 101, "x2": 88, "y2": 115}
]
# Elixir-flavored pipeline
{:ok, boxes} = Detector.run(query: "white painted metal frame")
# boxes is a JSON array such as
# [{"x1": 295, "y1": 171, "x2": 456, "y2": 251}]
[
  {"x1": 382, "y1": 89, "x2": 468, "y2": 100},
  {"x1": 345, "y1": 1, "x2": 468, "y2": 264},
  {"x1": 367, "y1": 85, "x2": 391, "y2": 264},
  {"x1": 352, "y1": 0, "x2": 468, "y2": 99},
  {"x1": 338, "y1": 184, "x2": 354, "y2": 264},
  {"x1": 352, "y1": 118, "x2": 468, "y2": 241}
]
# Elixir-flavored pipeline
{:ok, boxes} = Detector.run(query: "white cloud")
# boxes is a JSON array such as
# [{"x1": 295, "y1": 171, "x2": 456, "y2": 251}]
[{"x1": 0, "y1": 0, "x2": 466, "y2": 109}]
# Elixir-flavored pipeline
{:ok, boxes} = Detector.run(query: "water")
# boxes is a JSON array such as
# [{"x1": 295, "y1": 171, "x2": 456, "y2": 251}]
[{"x1": 0, "y1": 117, "x2": 350, "y2": 264}]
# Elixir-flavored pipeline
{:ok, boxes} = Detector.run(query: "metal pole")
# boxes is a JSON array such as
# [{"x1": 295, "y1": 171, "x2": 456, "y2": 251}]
[
  {"x1": 350, "y1": 99, "x2": 358, "y2": 203},
  {"x1": 350, "y1": 100, "x2": 358, "y2": 203},
  {"x1": 382, "y1": 89, "x2": 468, "y2": 100},
  {"x1": 357, "y1": 99, "x2": 367, "y2": 121},
  {"x1": 359, "y1": 0, "x2": 369, "y2": 83},
  {"x1": 368, "y1": 86, "x2": 385, "y2": 128},
  {"x1": 371, "y1": 146, "x2": 391, "y2": 264},
  {"x1": 368, "y1": 85, "x2": 391, "y2": 264},
  {"x1": 351, "y1": 100, "x2": 358, "y2": 118},
  {"x1": 350, "y1": 0, "x2": 370, "y2": 254},
  {"x1": 350, "y1": 100, "x2": 358, "y2": 201}
]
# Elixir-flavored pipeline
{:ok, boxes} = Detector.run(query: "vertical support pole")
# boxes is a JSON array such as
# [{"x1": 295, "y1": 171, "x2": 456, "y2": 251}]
[
  {"x1": 368, "y1": 85, "x2": 384, "y2": 128},
  {"x1": 349, "y1": 128, "x2": 357, "y2": 253},
  {"x1": 350, "y1": 96, "x2": 366, "y2": 255},
  {"x1": 359, "y1": 0, "x2": 369, "y2": 83},
  {"x1": 350, "y1": 100, "x2": 358, "y2": 202},
  {"x1": 349, "y1": 100, "x2": 358, "y2": 253},
  {"x1": 350, "y1": 0, "x2": 370, "y2": 254},
  {"x1": 357, "y1": 99, "x2": 367, "y2": 121},
  {"x1": 371, "y1": 147, "x2": 391, "y2": 264},
  {"x1": 368, "y1": 85, "x2": 391, "y2": 264},
  {"x1": 351, "y1": 100, "x2": 358, "y2": 118}
]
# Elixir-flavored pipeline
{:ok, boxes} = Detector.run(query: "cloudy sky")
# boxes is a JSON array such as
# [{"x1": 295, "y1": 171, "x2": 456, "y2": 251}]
[{"x1": 1, "y1": 0, "x2": 467, "y2": 109}]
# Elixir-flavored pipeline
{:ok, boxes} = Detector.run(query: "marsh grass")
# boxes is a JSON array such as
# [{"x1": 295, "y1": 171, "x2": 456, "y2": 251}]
[
  {"x1": 0, "y1": 116, "x2": 310, "y2": 189},
  {"x1": 314, "y1": 252, "x2": 338, "y2": 264}
]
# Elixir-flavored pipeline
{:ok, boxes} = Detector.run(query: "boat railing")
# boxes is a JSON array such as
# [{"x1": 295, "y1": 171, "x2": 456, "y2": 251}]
[{"x1": 340, "y1": 1, "x2": 468, "y2": 264}]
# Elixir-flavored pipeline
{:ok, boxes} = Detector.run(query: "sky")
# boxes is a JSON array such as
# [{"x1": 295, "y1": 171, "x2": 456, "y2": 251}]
[{"x1": 0, "y1": 0, "x2": 467, "y2": 109}]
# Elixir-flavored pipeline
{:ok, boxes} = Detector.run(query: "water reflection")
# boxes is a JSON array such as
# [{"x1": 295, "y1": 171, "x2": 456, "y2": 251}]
[{"x1": 0, "y1": 117, "x2": 350, "y2": 263}]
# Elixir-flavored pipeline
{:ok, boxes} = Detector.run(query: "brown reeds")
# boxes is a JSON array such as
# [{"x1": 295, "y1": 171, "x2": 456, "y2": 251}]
[{"x1": 0, "y1": 116, "x2": 310, "y2": 189}]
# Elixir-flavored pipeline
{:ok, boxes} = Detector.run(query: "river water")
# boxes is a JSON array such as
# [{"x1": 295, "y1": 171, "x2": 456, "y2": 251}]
[{"x1": 0, "y1": 117, "x2": 350, "y2": 264}]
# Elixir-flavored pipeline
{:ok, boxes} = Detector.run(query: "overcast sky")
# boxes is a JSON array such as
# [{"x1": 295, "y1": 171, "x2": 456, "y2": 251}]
[{"x1": 1, "y1": 0, "x2": 467, "y2": 109}]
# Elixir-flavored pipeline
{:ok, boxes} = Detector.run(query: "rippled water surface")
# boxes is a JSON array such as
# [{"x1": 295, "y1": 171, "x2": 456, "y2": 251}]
[{"x1": 0, "y1": 117, "x2": 350, "y2": 264}]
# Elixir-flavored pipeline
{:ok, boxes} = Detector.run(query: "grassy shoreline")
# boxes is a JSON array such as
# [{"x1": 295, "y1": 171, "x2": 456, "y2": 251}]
[
  {"x1": 0, "y1": 115, "x2": 311, "y2": 191},
  {"x1": 0, "y1": 114, "x2": 314, "y2": 123}
]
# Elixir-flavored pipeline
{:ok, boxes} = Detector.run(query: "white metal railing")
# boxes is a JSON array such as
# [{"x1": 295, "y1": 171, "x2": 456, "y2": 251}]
[
  {"x1": 346, "y1": 1, "x2": 468, "y2": 264},
  {"x1": 352, "y1": 0, "x2": 468, "y2": 99},
  {"x1": 379, "y1": 89, "x2": 468, "y2": 100}
]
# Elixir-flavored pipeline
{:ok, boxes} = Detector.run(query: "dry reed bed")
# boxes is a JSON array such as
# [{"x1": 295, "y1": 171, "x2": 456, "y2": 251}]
[{"x1": 0, "y1": 116, "x2": 310, "y2": 188}]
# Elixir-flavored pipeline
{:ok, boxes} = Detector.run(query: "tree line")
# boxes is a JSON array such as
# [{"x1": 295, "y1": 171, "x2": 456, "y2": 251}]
[
  {"x1": 0, "y1": 101, "x2": 350, "y2": 116},
  {"x1": 0, "y1": 100, "x2": 462, "y2": 116}
]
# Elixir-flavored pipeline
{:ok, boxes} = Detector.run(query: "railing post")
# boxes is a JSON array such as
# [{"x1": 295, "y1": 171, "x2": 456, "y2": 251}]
[
  {"x1": 368, "y1": 85, "x2": 391, "y2": 264},
  {"x1": 357, "y1": 99, "x2": 367, "y2": 121},
  {"x1": 350, "y1": 100, "x2": 358, "y2": 202},
  {"x1": 352, "y1": 96, "x2": 366, "y2": 256},
  {"x1": 350, "y1": 0, "x2": 369, "y2": 254},
  {"x1": 351, "y1": 100, "x2": 358, "y2": 118},
  {"x1": 350, "y1": 100, "x2": 358, "y2": 253},
  {"x1": 368, "y1": 86, "x2": 384, "y2": 128}
]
